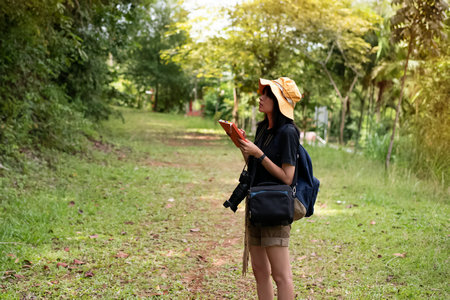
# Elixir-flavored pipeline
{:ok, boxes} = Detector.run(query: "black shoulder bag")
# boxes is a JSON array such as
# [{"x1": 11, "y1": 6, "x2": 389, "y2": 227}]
[{"x1": 247, "y1": 126, "x2": 298, "y2": 227}]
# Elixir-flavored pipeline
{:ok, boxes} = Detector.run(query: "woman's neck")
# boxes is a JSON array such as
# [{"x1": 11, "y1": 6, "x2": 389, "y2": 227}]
[{"x1": 267, "y1": 113, "x2": 274, "y2": 129}]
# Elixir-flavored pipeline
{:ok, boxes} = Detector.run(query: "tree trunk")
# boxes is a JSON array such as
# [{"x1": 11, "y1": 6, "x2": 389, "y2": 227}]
[
  {"x1": 375, "y1": 81, "x2": 386, "y2": 123},
  {"x1": 366, "y1": 82, "x2": 375, "y2": 136},
  {"x1": 232, "y1": 86, "x2": 238, "y2": 125},
  {"x1": 339, "y1": 99, "x2": 347, "y2": 145},
  {"x1": 251, "y1": 105, "x2": 256, "y2": 135},
  {"x1": 321, "y1": 62, "x2": 358, "y2": 145},
  {"x1": 153, "y1": 83, "x2": 159, "y2": 112},
  {"x1": 386, "y1": 39, "x2": 413, "y2": 170},
  {"x1": 338, "y1": 75, "x2": 358, "y2": 144},
  {"x1": 355, "y1": 91, "x2": 366, "y2": 151}
]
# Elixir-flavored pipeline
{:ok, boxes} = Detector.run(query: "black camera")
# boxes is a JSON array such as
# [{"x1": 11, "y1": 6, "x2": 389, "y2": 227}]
[{"x1": 223, "y1": 169, "x2": 251, "y2": 212}]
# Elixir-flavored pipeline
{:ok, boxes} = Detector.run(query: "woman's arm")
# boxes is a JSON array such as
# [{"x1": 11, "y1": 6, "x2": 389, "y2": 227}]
[{"x1": 238, "y1": 139, "x2": 295, "y2": 185}]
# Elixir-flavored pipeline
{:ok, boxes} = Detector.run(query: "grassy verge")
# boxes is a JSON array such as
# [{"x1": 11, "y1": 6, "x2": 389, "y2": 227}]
[{"x1": 1, "y1": 108, "x2": 448, "y2": 299}]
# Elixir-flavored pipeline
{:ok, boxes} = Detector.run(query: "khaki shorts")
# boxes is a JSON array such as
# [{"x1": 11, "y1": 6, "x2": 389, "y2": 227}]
[{"x1": 248, "y1": 223, "x2": 291, "y2": 247}]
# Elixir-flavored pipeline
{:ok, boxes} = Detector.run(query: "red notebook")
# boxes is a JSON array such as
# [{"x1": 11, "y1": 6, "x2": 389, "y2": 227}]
[{"x1": 218, "y1": 120, "x2": 247, "y2": 147}]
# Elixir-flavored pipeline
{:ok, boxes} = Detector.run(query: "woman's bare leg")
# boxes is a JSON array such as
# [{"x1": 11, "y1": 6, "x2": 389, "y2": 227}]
[
  {"x1": 250, "y1": 245, "x2": 274, "y2": 300},
  {"x1": 266, "y1": 246, "x2": 294, "y2": 300}
]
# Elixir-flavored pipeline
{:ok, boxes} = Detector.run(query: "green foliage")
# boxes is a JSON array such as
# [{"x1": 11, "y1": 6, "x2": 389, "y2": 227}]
[
  {"x1": 385, "y1": 0, "x2": 449, "y2": 172},
  {"x1": 126, "y1": 0, "x2": 191, "y2": 112},
  {"x1": 0, "y1": 0, "x2": 154, "y2": 169},
  {"x1": 203, "y1": 84, "x2": 234, "y2": 121},
  {"x1": 364, "y1": 132, "x2": 392, "y2": 162},
  {"x1": 397, "y1": 22, "x2": 450, "y2": 185}
]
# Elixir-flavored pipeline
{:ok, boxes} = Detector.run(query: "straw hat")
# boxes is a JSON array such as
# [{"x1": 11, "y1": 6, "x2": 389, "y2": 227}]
[{"x1": 258, "y1": 77, "x2": 302, "y2": 120}]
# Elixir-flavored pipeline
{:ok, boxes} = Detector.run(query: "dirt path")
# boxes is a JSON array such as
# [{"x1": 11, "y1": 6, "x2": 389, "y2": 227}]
[{"x1": 149, "y1": 130, "x2": 256, "y2": 298}]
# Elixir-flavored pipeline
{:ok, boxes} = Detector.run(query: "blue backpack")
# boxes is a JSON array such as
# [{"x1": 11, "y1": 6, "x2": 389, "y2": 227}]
[
  {"x1": 271, "y1": 124, "x2": 320, "y2": 217},
  {"x1": 295, "y1": 143, "x2": 320, "y2": 217}
]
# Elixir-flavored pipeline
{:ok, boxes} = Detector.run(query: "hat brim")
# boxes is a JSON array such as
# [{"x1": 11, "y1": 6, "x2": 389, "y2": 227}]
[{"x1": 259, "y1": 78, "x2": 294, "y2": 120}]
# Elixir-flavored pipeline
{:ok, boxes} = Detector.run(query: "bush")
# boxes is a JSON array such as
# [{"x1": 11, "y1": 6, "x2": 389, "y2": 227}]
[{"x1": 363, "y1": 132, "x2": 392, "y2": 162}]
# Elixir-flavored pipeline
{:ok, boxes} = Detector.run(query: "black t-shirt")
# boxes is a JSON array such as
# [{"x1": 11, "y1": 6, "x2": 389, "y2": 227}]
[{"x1": 250, "y1": 122, "x2": 299, "y2": 186}]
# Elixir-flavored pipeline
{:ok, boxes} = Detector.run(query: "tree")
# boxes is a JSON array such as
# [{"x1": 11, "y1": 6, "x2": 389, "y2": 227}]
[
  {"x1": 386, "y1": 0, "x2": 448, "y2": 169},
  {"x1": 126, "y1": 0, "x2": 190, "y2": 112},
  {"x1": 287, "y1": 0, "x2": 379, "y2": 144}
]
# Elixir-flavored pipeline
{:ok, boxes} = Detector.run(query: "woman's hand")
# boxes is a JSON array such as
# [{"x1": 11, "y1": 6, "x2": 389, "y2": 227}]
[{"x1": 239, "y1": 139, "x2": 263, "y2": 158}]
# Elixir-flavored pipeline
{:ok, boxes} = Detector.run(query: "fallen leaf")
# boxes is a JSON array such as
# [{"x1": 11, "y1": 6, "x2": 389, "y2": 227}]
[
  {"x1": 307, "y1": 220, "x2": 315, "y2": 223},
  {"x1": 357, "y1": 223, "x2": 363, "y2": 227},
  {"x1": 7, "y1": 253, "x2": 16, "y2": 258},
  {"x1": 167, "y1": 198, "x2": 175, "y2": 202},
  {"x1": 73, "y1": 259, "x2": 85, "y2": 265},
  {"x1": 124, "y1": 221, "x2": 134, "y2": 225},
  {"x1": 78, "y1": 209, "x2": 84, "y2": 214},
  {"x1": 311, "y1": 240, "x2": 320, "y2": 243},
  {"x1": 197, "y1": 255, "x2": 207, "y2": 262},
  {"x1": 50, "y1": 280, "x2": 59, "y2": 284},
  {"x1": 393, "y1": 252, "x2": 407, "y2": 258},
  {"x1": 14, "y1": 274, "x2": 25, "y2": 279},
  {"x1": 370, "y1": 221, "x2": 376, "y2": 225},
  {"x1": 121, "y1": 231, "x2": 127, "y2": 235},
  {"x1": 190, "y1": 228, "x2": 200, "y2": 232},
  {"x1": 68, "y1": 201, "x2": 75, "y2": 206},
  {"x1": 297, "y1": 255, "x2": 307, "y2": 261},
  {"x1": 386, "y1": 275, "x2": 394, "y2": 282},
  {"x1": 165, "y1": 203, "x2": 173, "y2": 208},
  {"x1": 115, "y1": 252, "x2": 129, "y2": 258},
  {"x1": 14, "y1": 258, "x2": 20, "y2": 264},
  {"x1": 22, "y1": 265, "x2": 32, "y2": 269},
  {"x1": 84, "y1": 271, "x2": 94, "y2": 277},
  {"x1": 320, "y1": 203, "x2": 327, "y2": 208},
  {"x1": 43, "y1": 265, "x2": 49, "y2": 270},
  {"x1": 89, "y1": 234, "x2": 98, "y2": 239},
  {"x1": 64, "y1": 247, "x2": 70, "y2": 252},
  {"x1": 377, "y1": 254, "x2": 382, "y2": 258},
  {"x1": 56, "y1": 262, "x2": 68, "y2": 268}
]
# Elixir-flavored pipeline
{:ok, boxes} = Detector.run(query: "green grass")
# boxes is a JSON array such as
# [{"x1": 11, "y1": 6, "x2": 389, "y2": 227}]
[{"x1": 1, "y1": 107, "x2": 448, "y2": 299}]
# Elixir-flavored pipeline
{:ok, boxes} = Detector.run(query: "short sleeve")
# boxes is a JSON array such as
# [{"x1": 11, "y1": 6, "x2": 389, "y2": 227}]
[{"x1": 279, "y1": 125, "x2": 299, "y2": 166}]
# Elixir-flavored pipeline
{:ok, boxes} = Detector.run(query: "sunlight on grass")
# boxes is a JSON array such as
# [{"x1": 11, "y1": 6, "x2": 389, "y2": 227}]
[
  {"x1": 186, "y1": 128, "x2": 223, "y2": 134},
  {"x1": 316, "y1": 208, "x2": 357, "y2": 217}
]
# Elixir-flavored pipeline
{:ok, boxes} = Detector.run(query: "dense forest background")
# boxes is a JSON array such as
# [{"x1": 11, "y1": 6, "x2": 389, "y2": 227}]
[{"x1": 0, "y1": 0, "x2": 449, "y2": 186}]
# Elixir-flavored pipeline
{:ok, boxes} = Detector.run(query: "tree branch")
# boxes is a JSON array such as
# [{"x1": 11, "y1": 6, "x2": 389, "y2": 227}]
[
  {"x1": 321, "y1": 62, "x2": 344, "y2": 100},
  {"x1": 325, "y1": 42, "x2": 335, "y2": 64}
]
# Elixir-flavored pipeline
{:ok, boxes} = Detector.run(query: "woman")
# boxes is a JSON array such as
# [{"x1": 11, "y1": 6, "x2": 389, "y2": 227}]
[{"x1": 239, "y1": 77, "x2": 302, "y2": 300}]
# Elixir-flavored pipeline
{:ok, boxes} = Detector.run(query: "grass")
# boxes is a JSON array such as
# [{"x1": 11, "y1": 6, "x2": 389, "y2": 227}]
[{"x1": 0, "y1": 107, "x2": 449, "y2": 299}]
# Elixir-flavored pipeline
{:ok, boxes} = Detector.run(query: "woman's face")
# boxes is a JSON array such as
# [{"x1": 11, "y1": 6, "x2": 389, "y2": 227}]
[{"x1": 259, "y1": 88, "x2": 274, "y2": 114}]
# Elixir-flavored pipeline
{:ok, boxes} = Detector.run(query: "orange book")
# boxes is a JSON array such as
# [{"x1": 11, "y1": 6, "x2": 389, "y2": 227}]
[{"x1": 218, "y1": 120, "x2": 247, "y2": 147}]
